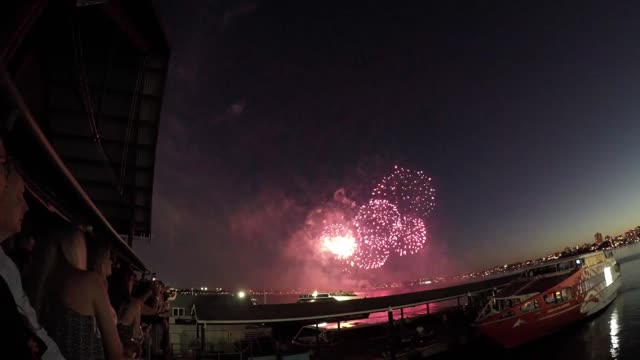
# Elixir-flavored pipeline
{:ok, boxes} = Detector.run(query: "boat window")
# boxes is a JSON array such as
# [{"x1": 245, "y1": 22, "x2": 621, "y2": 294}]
[
  {"x1": 500, "y1": 298, "x2": 520, "y2": 309},
  {"x1": 546, "y1": 288, "x2": 572, "y2": 303},
  {"x1": 532, "y1": 264, "x2": 559, "y2": 276},
  {"x1": 557, "y1": 261, "x2": 574, "y2": 272},
  {"x1": 491, "y1": 299, "x2": 512, "y2": 312},
  {"x1": 495, "y1": 299, "x2": 502, "y2": 312},
  {"x1": 520, "y1": 299, "x2": 540, "y2": 313},
  {"x1": 614, "y1": 263, "x2": 620, "y2": 274},
  {"x1": 544, "y1": 293, "x2": 556, "y2": 304}
]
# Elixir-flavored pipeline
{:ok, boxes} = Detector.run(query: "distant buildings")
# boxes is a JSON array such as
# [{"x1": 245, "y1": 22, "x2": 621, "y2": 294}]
[
  {"x1": 625, "y1": 230, "x2": 636, "y2": 241},
  {"x1": 453, "y1": 225, "x2": 640, "y2": 284},
  {"x1": 594, "y1": 232, "x2": 603, "y2": 244}
]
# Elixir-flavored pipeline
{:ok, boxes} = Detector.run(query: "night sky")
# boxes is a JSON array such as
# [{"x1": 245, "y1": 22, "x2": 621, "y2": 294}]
[{"x1": 136, "y1": 0, "x2": 640, "y2": 289}]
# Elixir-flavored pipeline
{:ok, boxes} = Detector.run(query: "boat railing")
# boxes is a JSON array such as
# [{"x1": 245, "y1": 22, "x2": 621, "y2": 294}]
[{"x1": 477, "y1": 292, "x2": 540, "y2": 320}]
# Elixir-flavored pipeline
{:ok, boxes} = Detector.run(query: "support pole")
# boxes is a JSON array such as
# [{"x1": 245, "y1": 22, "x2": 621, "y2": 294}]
[
  {"x1": 387, "y1": 307, "x2": 396, "y2": 360},
  {"x1": 200, "y1": 323, "x2": 206, "y2": 353}
]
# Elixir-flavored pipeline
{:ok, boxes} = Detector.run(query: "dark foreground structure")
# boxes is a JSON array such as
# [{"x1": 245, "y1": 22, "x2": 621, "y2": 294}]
[
  {"x1": 2, "y1": 0, "x2": 169, "y2": 270},
  {"x1": 2, "y1": 1, "x2": 170, "y2": 358}
]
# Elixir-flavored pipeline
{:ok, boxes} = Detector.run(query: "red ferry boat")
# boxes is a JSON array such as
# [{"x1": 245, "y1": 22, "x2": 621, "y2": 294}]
[{"x1": 475, "y1": 250, "x2": 621, "y2": 348}]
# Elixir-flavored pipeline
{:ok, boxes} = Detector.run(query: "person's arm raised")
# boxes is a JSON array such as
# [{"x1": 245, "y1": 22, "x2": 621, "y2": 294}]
[
  {"x1": 89, "y1": 273, "x2": 127, "y2": 360},
  {"x1": 133, "y1": 300, "x2": 142, "y2": 338}
]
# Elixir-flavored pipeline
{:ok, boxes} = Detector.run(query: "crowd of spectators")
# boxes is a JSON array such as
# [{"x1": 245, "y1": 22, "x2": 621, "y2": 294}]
[{"x1": 0, "y1": 138, "x2": 172, "y2": 359}]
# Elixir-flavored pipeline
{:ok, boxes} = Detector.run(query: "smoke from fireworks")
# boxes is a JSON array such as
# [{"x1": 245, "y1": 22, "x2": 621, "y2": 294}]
[
  {"x1": 320, "y1": 224, "x2": 356, "y2": 260},
  {"x1": 352, "y1": 199, "x2": 402, "y2": 269},
  {"x1": 371, "y1": 166, "x2": 436, "y2": 219}
]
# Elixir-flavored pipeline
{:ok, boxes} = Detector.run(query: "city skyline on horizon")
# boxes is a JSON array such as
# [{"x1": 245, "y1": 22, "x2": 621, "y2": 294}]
[{"x1": 163, "y1": 221, "x2": 640, "y2": 291}]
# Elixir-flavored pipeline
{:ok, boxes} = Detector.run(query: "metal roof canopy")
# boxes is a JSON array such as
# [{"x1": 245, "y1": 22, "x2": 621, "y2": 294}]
[
  {"x1": 1, "y1": 0, "x2": 170, "y2": 270},
  {"x1": 190, "y1": 276, "x2": 518, "y2": 325},
  {"x1": 43, "y1": 1, "x2": 169, "y2": 241},
  {"x1": 1, "y1": 67, "x2": 147, "y2": 271}
]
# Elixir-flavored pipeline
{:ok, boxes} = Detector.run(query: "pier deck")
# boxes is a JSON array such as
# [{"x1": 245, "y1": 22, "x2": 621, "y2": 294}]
[{"x1": 190, "y1": 275, "x2": 518, "y2": 324}]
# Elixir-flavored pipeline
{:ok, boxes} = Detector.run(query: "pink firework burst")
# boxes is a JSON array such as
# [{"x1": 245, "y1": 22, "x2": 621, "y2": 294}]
[
  {"x1": 352, "y1": 199, "x2": 402, "y2": 269},
  {"x1": 397, "y1": 215, "x2": 427, "y2": 256},
  {"x1": 371, "y1": 166, "x2": 436, "y2": 219},
  {"x1": 320, "y1": 224, "x2": 357, "y2": 260}
]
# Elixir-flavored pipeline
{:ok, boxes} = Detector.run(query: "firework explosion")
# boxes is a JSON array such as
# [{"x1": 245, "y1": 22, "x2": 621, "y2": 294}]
[
  {"x1": 351, "y1": 199, "x2": 402, "y2": 269},
  {"x1": 314, "y1": 166, "x2": 436, "y2": 270},
  {"x1": 320, "y1": 224, "x2": 356, "y2": 260},
  {"x1": 371, "y1": 166, "x2": 436, "y2": 219},
  {"x1": 396, "y1": 215, "x2": 427, "y2": 256}
]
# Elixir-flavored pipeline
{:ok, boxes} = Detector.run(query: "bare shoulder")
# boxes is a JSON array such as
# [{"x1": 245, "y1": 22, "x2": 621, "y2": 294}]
[
  {"x1": 60, "y1": 270, "x2": 106, "y2": 314},
  {"x1": 68, "y1": 270, "x2": 106, "y2": 293}
]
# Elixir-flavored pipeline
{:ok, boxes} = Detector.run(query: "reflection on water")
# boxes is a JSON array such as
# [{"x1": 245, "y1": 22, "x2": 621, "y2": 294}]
[{"x1": 609, "y1": 307, "x2": 620, "y2": 359}]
